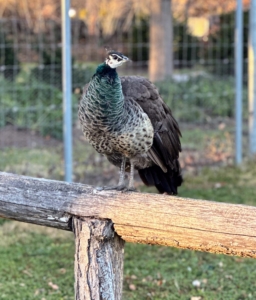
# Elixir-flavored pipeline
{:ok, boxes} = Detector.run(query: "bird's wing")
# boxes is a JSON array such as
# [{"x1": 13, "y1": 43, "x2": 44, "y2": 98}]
[{"x1": 120, "y1": 76, "x2": 182, "y2": 170}]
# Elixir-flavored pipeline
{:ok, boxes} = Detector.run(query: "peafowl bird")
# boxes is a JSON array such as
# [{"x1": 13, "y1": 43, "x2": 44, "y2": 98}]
[{"x1": 79, "y1": 50, "x2": 182, "y2": 194}]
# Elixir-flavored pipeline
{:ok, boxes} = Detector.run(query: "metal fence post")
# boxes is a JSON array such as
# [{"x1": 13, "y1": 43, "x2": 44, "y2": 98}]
[
  {"x1": 61, "y1": 0, "x2": 73, "y2": 182},
  {"x1": 248, "y1": 0, "x2": 256, "y2": 155},
  {"x1": 235, "y1": 0, "x2": 243, "y2": 164}
]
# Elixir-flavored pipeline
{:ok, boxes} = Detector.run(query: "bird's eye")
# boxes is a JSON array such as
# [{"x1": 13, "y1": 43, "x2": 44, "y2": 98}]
[{"x1": 112, "y1": 55, "x2": 117, "y2": 60}]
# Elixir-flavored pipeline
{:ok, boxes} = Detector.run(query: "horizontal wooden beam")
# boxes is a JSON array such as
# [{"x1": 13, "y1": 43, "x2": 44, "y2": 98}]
[{"x1": 0, "y1": 172, "x2": 256, "y2": 258}]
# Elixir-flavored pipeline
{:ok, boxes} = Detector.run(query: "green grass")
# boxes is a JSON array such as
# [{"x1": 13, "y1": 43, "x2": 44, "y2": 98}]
[
  {"x1": 0, "y1": 141, "x2": 117, "y2": 184},
  {"x1": 0, "y1": 223, "x2": 74, "y2": 299},
  {"x1": 123, "y1": 244, "x2": 256, "y2": 300},
  {"x1": 0, "y1": 147, "x2": 64, "y2": 179},
  {"x1": 180, "y1": 125, "x2": 234, "y2": 151},
  {"x1": 180, "y1": 163, "x2": 256, "y2": 206},
  {"x1": 1, "y1": 156, "x2": 256, "y2": 299}
]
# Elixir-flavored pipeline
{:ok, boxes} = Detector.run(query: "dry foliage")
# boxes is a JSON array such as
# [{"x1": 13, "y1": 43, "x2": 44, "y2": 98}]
[{"x1": 1, "y1": 0, "x2": 250, "y2": 35}]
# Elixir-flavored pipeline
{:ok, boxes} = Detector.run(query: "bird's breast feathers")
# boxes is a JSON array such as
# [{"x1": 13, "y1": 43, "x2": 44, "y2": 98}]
[{"x1": 83, "y1": 110, "x2": 154, "y2": 158}]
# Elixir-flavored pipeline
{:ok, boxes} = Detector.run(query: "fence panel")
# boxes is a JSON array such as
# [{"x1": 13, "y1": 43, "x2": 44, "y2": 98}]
[{"x1": 0, "y1": 0, "x2": 250, "y2": 184}]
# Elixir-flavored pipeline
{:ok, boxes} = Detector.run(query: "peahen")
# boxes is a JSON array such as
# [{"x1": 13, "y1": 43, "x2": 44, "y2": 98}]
[{"x1": 79, "y1": 50, "x2": 182, "y2": 194}]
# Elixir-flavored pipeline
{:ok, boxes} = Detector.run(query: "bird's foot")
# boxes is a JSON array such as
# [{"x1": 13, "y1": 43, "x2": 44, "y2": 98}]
[
  {"x1": 121, "y1": 186, "x2": 137, "y2": 193},
  {"x1": 99, "y1": 184, "x2": 127, "y2": 191},
  {"x1": 95, "y1": 185, "x2": 136, "y2": 192}
]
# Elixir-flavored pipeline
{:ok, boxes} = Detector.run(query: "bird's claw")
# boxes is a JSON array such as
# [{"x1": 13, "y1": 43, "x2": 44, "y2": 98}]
[
  {"x1": 102, "y1": 184, "x2": 127, "y2": 191},
  {"x1": 121, "y1": 187, "x2": 137, "y2": 193},
  {"x1": 97, "y1": 185, "x2": 136, "y2": 193}
]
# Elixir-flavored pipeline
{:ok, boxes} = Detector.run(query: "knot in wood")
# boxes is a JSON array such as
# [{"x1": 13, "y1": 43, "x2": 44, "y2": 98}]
[{"x1": 90, "y1": 219, "x2": 115, "y2": 241}]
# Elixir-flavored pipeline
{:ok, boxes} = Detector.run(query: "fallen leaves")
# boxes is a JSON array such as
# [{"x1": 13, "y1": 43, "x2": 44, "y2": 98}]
[
  {"x1": 22, "y1": 269, "x2": 32, "y2": 277},
  {"x1": 58, "y1": 268, "x2": 67, "y2": 274},
  {"x1": 48, "y1": 281, "x2": 59, "y2": 290},
  {"x1": 129, "y1": 284, "x2": 136, "y2": 291},
  {"x1": 34, "y1": 288, "x2": 45, "y2": 296},
  {"x1": 126, "y1": 272, "x2": 167, "y2": 293}
]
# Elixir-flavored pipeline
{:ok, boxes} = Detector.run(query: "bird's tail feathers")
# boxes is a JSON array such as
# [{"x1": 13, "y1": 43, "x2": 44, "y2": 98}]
[{"x1": 138, "y1": 161, "x2": 183, "y2": 195}]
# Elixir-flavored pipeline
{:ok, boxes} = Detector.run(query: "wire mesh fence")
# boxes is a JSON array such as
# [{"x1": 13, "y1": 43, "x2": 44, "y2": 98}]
[{"x1": 0, "y1": 0, "x2": 250, "y2": 185}]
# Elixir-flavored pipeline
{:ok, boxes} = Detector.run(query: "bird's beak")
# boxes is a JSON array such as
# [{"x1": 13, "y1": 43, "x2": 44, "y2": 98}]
[{"x1": 123, "y1": 55, "x2": 130, "y2": 62}]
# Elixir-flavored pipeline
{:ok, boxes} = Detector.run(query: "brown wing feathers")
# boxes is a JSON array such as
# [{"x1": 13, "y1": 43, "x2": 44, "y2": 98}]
[{"x1": 121, "y1": 76, "x2": 183, "y2": 194}]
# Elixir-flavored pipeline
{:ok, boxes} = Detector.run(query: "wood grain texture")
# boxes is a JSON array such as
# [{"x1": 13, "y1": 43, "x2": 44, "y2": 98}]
[
  {"x1": 73, "y1": 218, "x2": 124, "y2": 300},
  {"x1": 0, "y1": 172, "x2": 256, "y2": 258}
]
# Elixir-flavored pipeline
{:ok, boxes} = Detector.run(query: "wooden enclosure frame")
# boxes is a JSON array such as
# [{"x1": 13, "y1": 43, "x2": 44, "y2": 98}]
[{"x1": 1, "y1": 172, "x2": 256, "y2": 299}]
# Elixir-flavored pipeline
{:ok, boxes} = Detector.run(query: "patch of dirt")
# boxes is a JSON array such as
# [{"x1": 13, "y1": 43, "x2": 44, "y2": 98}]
[{"x1": 0, "y1": 125, "x2": 61, "y2": 148}]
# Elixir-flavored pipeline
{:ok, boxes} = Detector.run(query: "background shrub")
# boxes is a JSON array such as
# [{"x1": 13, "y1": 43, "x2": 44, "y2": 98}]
[
  {"x1": 0, "y1": 31, "x2": 20, "y2": 81},
  {"x1": 0, "y1": 80, "x2": 78, "y2": 139},
  {"x1": 30, "y1": 47, "x2": 95, "y2": 90},
  {"x1": 156, "y1": 76, "x2": 248, "y2": 122}
]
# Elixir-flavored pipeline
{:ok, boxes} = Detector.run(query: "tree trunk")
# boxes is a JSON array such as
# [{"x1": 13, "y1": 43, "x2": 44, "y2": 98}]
[
  {"x1": 149, "y1": 0, "x2": 173, "y2": 82},
  {"x1": 73, "y1": 218, "x2": 125, "y2": 300}
]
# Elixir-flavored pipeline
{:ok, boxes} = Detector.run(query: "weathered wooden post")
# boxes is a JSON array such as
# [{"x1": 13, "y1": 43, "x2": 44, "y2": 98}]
[{"x1": 73, "y1": 218, "x2": 125, "y2": 300}]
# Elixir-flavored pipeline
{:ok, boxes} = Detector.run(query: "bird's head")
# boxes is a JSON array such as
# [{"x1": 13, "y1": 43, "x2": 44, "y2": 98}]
[{"x1": 105, "y1": 50, "x2": 130, "y2": 69}]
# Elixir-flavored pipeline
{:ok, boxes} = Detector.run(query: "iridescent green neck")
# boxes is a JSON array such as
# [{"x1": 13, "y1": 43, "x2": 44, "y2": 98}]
[
  {"x1": 96, "y1": 63, "x2": 117, "y2": 78},
  {"x1": 85, "y1": 63, "x2": 127, "y2": 128}
]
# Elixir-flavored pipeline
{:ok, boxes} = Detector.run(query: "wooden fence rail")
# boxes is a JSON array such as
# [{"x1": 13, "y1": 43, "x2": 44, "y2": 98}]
[{"x1": 0, "y1": 171, "x2": 256, "y2": 299}]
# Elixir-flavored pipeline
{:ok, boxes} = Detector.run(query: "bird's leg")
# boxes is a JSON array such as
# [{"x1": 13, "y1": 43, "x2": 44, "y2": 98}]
[
  {"x1": 117, "y1": 156, "x2": 126, "y2": 187},
  {"x1": 127, "y1": 160, "x2": 136, "y2": 192},
  {"x1": 101, "y1": 157, "x2": 127, "y2": 191}
]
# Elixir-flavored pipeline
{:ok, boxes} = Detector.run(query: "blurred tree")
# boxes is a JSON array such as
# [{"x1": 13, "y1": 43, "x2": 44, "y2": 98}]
[
  {"x1": 2, "y1": 0, "x2": 248, "y2": 81},
  {"x1": 2, "y1": 0, "x2": 165, "y2": 80},
  {"x1": 79, "y1": 0, "x2": 173, "y2": 81},
  {"x1": 149, "y1": 0, "x2": 173, "y2": 81},
  {"x1": 0, "y1": 0, "x2": 60, "y2": 29},
  {"x1": 0, "y1": 31, "x2": 20, "y2": 81}
]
